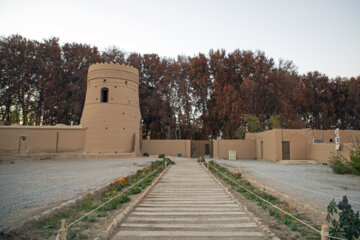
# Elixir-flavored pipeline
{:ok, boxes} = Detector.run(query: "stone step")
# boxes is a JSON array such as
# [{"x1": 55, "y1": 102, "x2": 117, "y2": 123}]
[{"x1": 113, "y1": 230, "x2": 265, "y2": 238}]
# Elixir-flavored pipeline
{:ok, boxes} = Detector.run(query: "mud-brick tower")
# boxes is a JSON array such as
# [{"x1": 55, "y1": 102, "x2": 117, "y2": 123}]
[{"x1": 81, "y1": 62, "x2": 141, "y2": 156}]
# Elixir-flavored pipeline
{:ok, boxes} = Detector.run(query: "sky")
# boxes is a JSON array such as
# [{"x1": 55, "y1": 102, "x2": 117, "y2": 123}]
[{"x1": 0, "y1": 0, "x2": 359, "y2": 78}]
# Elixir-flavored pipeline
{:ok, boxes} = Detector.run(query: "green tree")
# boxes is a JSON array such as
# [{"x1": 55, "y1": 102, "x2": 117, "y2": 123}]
[
  {"x1": 270, "y1": 115, "x2": 281, "y2": 129},
  {"x1": 245, "y1": 114, "x2": 262, "y2": 133}
]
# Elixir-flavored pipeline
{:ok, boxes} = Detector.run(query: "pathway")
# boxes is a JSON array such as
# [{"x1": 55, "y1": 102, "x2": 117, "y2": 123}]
[{"x1": 112, "y1": 159, "x2": 267, "y2": 239}]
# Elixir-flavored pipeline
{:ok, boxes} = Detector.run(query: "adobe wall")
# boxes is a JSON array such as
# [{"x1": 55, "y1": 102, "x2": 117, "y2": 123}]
[
  {"x1": 141, "y1": 140, "x2": 191, "y2": 158},
  {"x1": 308, "y1": 143, "x2": 353, "y2": 164},
  {"x1": 255, "y1": 129, "x2": 281, "y2": 162},
  {"x1": 339, "y1": 130, "x2": 360, "y2": 143},
  {"x1": 0, "y1": 125, "x2": 85, "y2": 155},
  {"x1": 281, "y1": 129, "x2": 308, "y2": 160},
  {"x1": 306, "y1": 129, "x2": 360, "y2": 144},
  {"x1": 212, "y1": 140, "x2": 256, "y2": 159}
]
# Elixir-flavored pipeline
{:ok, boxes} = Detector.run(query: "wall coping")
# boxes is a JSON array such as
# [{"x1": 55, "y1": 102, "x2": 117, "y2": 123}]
[{"x1": 0, "y1": 125, "x2": 85, "y2": 130}]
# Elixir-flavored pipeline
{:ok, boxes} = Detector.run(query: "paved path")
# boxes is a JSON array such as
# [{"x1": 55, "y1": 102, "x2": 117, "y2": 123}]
[
  {"x1": 0, "y1": 156, "x2": 153, "y2": 230},
  {"x1": 212, "y1": 159, "x2": 360, "y2": 213},
  {"x1": 112, "y1": 159, "x2": 266, "y2": 240}
]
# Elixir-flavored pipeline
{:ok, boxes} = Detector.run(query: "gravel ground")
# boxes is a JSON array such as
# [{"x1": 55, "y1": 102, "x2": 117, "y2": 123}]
[
  {"x1": 208, "y1": 158, "x2": 360, "y2": 214},
  {"x1": 0, "y1": 156, "x2": 155, "y2": 230}
]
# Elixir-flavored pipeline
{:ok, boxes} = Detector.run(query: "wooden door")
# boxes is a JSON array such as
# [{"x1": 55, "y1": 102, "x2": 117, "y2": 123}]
[{"x1": 282, "y1": 141, "x2": 290, "y2": 160}]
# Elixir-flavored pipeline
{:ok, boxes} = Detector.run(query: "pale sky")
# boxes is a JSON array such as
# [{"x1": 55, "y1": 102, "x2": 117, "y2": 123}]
[{"x1": 0, "y1": 0, "x2": 359, "y2": 78}]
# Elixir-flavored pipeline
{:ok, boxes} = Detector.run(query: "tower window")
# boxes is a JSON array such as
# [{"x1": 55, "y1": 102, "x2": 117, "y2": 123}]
[{"x1": 101, "y1": 88, "x2": 109, "y2": 102}]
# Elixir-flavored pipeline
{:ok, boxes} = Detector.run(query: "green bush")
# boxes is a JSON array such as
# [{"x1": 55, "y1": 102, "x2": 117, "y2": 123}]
[
  {"x1": 129, "y1": 187, "x2": 141, "y2": 194},
  {"x1": 349, "y1": 146, "x2": 360, "y2": 174},
  {"x1": 329, "y1": 145, "x2": 360, "y2": 175},
  {"x1": 327, "y1": 196, "x2": 360, "y2": 239},
  {"x1": 329, "y1": 155, "x2": 352, "y2": 174},
  {"x1": 142, "y1": 152, "x2": 149, "y2": 157},
  {"x1": 158, "y1": 154, "x2": 165, "y2": 158}
]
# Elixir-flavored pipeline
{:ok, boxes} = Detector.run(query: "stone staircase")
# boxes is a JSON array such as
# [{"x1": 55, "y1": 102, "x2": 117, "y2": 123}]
[{"x1": 112, "y1": 159, "x2": 268, "y2": 239}]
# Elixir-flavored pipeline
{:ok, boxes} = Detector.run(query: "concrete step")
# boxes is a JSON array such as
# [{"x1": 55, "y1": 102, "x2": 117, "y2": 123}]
[
  {"x1": 134, "y1": 207, "x2": 241, "y2": 212},
  {"x1": 131, "y1": 212, "x2": 246, "y2": 216},
  {"x1": 111, "y1": 159, "x2": 267, "y2": 239},
  {"x1": 113, "y1": 230, "x2": 265, "y2": 238},
  {"x1": 121, "y1": 222, "x2": 258, "y2": 228},
  {"x1": 138, "y1": 204, "x2": 239, "y2": 207},
  {"x1": 125, "y1": 216, "x2": 251, "y2": 222}
]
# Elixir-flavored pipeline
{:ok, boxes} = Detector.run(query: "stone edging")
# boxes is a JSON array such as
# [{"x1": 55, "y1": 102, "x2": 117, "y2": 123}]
[
  {"x1": 201, "y1": 163, "x2": 280, "y2": 240},
  {"x1": 97, "y1": 164, "x2": 171, "y2": 240}
]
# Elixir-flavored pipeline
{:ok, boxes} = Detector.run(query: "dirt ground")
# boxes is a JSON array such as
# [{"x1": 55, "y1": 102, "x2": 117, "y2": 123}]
[
  {"x1": 0, "y1": 155, "x2": 154, "y2": 231},
  {"x1": 211, "y1": 159, "x2": 360, "y2": 215}
]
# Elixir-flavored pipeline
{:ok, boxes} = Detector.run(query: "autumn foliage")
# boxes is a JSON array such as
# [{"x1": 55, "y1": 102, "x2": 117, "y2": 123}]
[{"x1": 1, "y1": 34, "x2": 359, "y2": 139}]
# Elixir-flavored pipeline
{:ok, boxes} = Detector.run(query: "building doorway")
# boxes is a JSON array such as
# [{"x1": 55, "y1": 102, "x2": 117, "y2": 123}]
[
  {"x1": 191, "y1": 140, "x2": 212, "y2": 158},
  {"x1": 205, "y1": 144, "x2": 210, "y2": 155},
  {"x1": 282, "y1": 141, "x2": 290, "y2": 160}
]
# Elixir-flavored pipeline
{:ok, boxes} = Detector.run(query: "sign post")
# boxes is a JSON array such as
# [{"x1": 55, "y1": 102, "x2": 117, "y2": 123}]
[{"x1": 335, "y1": 128, "x2": 340, "y2": 150}]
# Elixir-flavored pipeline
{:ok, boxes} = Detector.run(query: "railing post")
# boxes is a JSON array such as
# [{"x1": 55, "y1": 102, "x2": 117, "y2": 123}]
[
  {"x1": 321, "y1": 224, "x2": 329, "y2": 240},
  {"x1": 165, "y1": 161, "x2": 168, "y2": 168},
  {"x1": 60, "y1": 219, "x2": 67, "y2": 240},
  {"x1": 238, "y1": 160, "x2": 242, "y2": 175}
]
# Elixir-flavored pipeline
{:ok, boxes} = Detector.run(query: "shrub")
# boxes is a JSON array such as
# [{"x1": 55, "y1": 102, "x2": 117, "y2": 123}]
[
  {"x1": 349, "y1": 145, "x2": 360, "y2": 174},
  {"x1": 129, "y1": 187, "x2": 141, "y2": 194},
  {"x1": 158, "y1": 154, "x2": 165, "y2": 158},
  {"x1": 329, "y1": 155, "x2": 352, "y2": 174},
  {"x1": 142, "y1": 152, "x2": 149, "y2": 157},
  {"x1": 329, "y1": 145, "x2": 360, "y2": 175},
  {"x1": 327, "y1": 196, "x2": 360, "y2": 239}
]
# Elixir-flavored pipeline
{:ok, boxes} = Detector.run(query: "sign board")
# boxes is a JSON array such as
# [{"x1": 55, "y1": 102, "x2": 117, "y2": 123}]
[
  {"x1": 335, "y1": 128, "x2": 340, "y2": 150},
  {"x1": 229, "y1": 150, "x2": 236, "y2": 160}
]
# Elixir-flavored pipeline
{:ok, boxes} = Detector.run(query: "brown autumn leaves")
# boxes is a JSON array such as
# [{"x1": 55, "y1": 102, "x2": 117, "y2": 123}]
[{"x1": 0, "y1": 34, "x2": 359, "y2": 139}]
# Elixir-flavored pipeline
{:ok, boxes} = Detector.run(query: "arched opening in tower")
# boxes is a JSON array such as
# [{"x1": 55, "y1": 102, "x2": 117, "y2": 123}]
[{"x1": 101, "y1": 87, "x2": 109, "y2": 102}]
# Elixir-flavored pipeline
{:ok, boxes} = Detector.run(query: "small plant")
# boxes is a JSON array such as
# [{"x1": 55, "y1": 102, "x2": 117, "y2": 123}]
[
  {"x1": 327, "y1": 196, "x2": 360, "y2": 239},
  {"x1": 129, "y1": 187, "x2": 141, "y2": 194},
  {"x1": 142, "y1": 152, "x2": 149, "y2": 157},
  {"x1": 349, "y1": 145, "x2": 360, "y2": 174},
  {"x1": 329, "y1": 154, "x2": 352, "y2": 174},
  {"x1": 158, "y1": 154, "x2": 165, "y2": 158}
]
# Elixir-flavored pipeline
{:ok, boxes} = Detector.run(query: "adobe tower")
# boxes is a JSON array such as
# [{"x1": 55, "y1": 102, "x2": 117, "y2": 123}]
[{"x1": 80, "y1": 62, "x2": 141, "y2": 156}]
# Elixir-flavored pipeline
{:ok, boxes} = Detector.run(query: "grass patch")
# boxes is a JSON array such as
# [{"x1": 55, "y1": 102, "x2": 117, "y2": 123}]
[{"x1": 208, "y1": 161, "x2": 321, "y2": 240}]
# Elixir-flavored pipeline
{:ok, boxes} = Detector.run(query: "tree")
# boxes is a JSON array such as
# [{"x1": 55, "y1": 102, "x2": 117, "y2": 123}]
[
  {"x1": 101, "y1": 46, "x2": 126, "y2": 64},
  {"x1": 0, "y1": 34, "x2": 38, "y2": 125},
  {"x1": 60, "y1": 43, "x2": 101, "y2": 124},
  {"x1": 270, "y1": 115, "x2": 281, "y2": 129}
]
